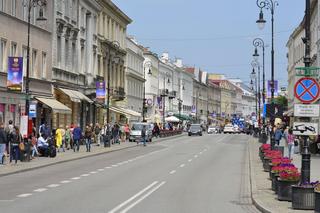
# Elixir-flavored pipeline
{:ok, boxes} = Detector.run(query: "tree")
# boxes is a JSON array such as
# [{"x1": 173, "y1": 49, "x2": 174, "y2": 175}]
[{"x1": 274, "y1": 95, "x2": 288, "y2": 110}]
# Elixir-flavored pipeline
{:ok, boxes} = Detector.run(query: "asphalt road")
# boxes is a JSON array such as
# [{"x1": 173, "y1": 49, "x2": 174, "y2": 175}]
[{"x1": 0, "y1": 133, "x2": 260, "y2": 213}]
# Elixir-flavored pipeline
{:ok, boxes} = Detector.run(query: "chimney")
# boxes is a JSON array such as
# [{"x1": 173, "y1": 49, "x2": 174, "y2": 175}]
[{"x1": 175, "y1": 58, "x2": 183, "y2": 68}]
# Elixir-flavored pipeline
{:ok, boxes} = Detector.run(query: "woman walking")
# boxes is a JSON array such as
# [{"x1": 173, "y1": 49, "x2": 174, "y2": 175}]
[
  {"x1": 85, "y1": 125, "x2": 92, "y2": 152},
  {"x1": 10, "y1": 126, "x2": 22, "y2": 164},
  {"x1": 55, "y1": 126, "x2": 64, "y2": 152},
  {"x1": 287, "y1": 129, "x2": 295, "y2": 160},
  {"x1": 65, "y1": 125, "x2": 72, "y2": 150}
]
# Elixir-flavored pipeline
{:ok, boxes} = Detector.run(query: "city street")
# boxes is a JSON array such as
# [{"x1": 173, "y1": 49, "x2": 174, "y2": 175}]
[{"x1": 0, "y1": 134, "x2": 259, "y2": 213}]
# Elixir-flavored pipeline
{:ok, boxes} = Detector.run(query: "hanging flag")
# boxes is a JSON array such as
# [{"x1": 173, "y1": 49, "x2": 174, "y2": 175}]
[
  {"x1": 7, "y1": 57, "x2": 23, "y2": 91},
  {"x1": 96, "y1": 81, "x2": 106, "y2": 102}
]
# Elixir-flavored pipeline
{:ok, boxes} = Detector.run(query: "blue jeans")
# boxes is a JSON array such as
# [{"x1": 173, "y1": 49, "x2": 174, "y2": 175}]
[
  {"x1": 10, "y1": 145, "x2": 20, "y2": 163},
  {"x1": 142, "y1": 136, "x2": 146, "y2": 146},
  {"x1": 85, "y1": 138, "x2": 91, "y2": 152},
  {"x1": 288, "y1": 143, "x2": 294, "y2": 159},
  {"x1": 73, "y1": 139, "x2": 80, "y2": 152},
  {"x1": 0, "y1": 144, "x2": 6, "y2": 164}
]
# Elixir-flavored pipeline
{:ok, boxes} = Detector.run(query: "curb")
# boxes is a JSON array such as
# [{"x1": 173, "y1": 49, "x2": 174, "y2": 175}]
[
  {"x1": 0, "y1": 134, "x2": 186, "y2": 177},
  {"x1": 248, "y1": 139, "x2": 273, "y2": 213}
]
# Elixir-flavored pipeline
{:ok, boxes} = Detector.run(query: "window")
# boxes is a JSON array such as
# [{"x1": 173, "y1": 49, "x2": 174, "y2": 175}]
[
  {"x1": 22, "y1": 46, "x2": 27, "y2": 76},
  {"x1": 10, "y1": 42, "x2": 17, "y2": 56},
  {"x1": 31, "y1": 49, "x2": 37, "y2": 77},
  {"x1": 0, "y1": 39, "x2": 7, "y2": 72},
  {"x1": 57, "y1": 36, "x2": 61, "y2": 66},
  {"x1": 11, "y1": 0, "x2": 16, "y2": 16},
  {"x1": 22, "y1": 4, "x2": 28, "y2": 21},
  {"x1": 41, "y1": 52, "x2": 46, "y2": 79}
]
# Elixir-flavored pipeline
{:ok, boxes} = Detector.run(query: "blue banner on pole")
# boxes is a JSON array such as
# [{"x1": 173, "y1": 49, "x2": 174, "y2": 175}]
[
  {"x1": 96, "y1": 81, "x2": 106, "y2": 101},
  {"x1": 7, "y1": 57, "x2": 23, "y2": 91}
]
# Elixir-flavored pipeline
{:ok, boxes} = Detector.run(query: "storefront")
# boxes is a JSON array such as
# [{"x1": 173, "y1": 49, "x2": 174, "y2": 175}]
[{"x1": 0, "y1": 90, "x2": 25, "y2": 126}]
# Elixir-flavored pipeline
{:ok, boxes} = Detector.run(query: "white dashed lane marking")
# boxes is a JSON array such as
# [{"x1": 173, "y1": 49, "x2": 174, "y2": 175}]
[
  {"x1": 194, "y1": 155, "x2": 198, "y2": 158},
  {"x1": 60, "y1": 180, "x2": 72, "y2": 184},
  {"x1": 188, "y1": 159, "x2": 192, "y2": 162},
  {"x1": 98, "y1": 169, "x2": 104, "y2": 171},
  {"x1": 80, "y1": 174, "x2": 90, "y2": 177},
  {"x1": 90, "y1": 171, "x2": 97, "y2": 174},
  {"x1": 180, "y1": 164, "x2": 185, "y2": 168},
  {"x1": 33, "y1": 188, "x2": 47, "y2": 193},
  {"x1": 169, "y1": 170, "x2": 176, "y2": 174},
  {"x1": 47, "y1": 184, "x2": 60, "y2": 188},
  {"x1": 105, "y1": 166, "x2": 112, "y2": 169},
  {"x1": 17, "y1": 194, "x2": 32, "y2": 198},
  {"x1": 71, "y1": 177, "x2": 81, "y2": 180}
]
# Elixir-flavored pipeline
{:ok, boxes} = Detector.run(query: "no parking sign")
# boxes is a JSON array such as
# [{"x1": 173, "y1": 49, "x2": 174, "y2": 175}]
[{"x1": 294, "y1": 77, "x2": 320, "y2": 104}]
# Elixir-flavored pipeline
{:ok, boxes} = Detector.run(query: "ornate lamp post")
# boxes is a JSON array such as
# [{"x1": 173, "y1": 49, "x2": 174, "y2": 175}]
[
  {"x1": 23, "y1": 0, "x2": 47, "y2": 136},
  {"x1": 143, "y1": 61, "x2": 152, "y2": 122},
  {"x1": 250, "y1": 68, "x2": 258, "y2": 119},
  {"x1": 256, "y1": 0, "x2": 278, "y2": 149},
  {"x1": 162, "y1": 73, "x2": 170, "y2": 127}
]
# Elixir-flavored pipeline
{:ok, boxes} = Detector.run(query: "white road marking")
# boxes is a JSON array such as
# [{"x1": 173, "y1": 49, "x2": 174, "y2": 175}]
[
  {"x1": 169, "y1": 170, "x2": 176, "y2": 174},
  {"x1": 108, "y1": 181, "x2": 159, "y2": 213},
  {"x1": 80, "y1": 174, "x2": 90, "y2": 177},
  {"x1": 199, "y1": 152, "x2": 203, "y2": 155},
  {"x1": 47, "y1": 184, "x2": 60, "y2": 188},
  {"x1": 60, "y1": 180, "x2": 72, "y2": 183},
  {"x1": 98, "y1": 169, "x2": 105, "y2": 171},
  {"x1": 188, "y1": 159, "x2": 192, "y2": 162},
  {"x1": 90, "y1": 171, "x2": 97, "y2": 174},
  {"x1": 34, "y1": 188, "x2": 47, "y2": 193},
  {"x1": 105, "y1": 166, "x2": 112, "y2": 169},
  {"x1": 112, "y1": 165, "x2": 118, "y2": 167},
  {"x1": 123, "y1": 161, "x2": 129, "y2": 164},
  {"x1": 194, "y1": 155, "x2": 198, "y2": 158},
  {"x1": 71, "y1": 177, "x2": 81, "y2": 180},
  {"x1": 17, "y1": 193, "x2": 32, "y2": 198},
  {"x1": 119, "y1": 181, "x2": 166, "y2": 213},
  {"x1": 180, "y1": 164, "x2": 185, "y2": 168}
]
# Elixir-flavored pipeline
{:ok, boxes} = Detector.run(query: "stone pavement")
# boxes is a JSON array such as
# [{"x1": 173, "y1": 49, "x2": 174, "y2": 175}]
[
  {"x1": 0, "y1": 134, "x2": 186, "y2": 177},
  {"x1": 249, "y1": 138, "x2": 320, "y2": 213}
]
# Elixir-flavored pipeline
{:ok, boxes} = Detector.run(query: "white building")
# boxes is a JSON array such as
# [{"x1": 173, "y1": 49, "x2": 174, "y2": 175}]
[{"x1": 124, "y1": 37, "x2": 144, "y2": 122}]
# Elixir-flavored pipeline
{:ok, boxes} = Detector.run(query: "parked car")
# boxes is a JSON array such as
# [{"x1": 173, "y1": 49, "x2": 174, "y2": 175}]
[
  {"x1": 233, "y1": 125, "x2": 241, "y2": 134},
  {"x1": 223, "y1": 124, "x2": 234, "y2": 134},
  {"x1": 207, "y1": 126, "x2": 218, "y2": 134},
  {"x1": 188, "y1": 124, "x2": 203, "y2": 136},
  {"x1": 129, "y1": 123, "x2": 153, "y2": 142}
]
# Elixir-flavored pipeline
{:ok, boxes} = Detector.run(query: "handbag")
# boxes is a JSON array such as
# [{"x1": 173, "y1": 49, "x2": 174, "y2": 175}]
[{"x1": 19, "y1": 142, "x2": 25, "y2": 151}]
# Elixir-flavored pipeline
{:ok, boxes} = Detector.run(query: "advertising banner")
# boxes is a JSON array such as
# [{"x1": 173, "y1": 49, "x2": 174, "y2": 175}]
[
  {"x1": 96, "y1": 81, "x2": 106, "y2": 101},
  {"x1": 267, "y1": 80, "x2": 278, "y2": 98},
  {"x1": 7, "y1": 57, "x2": 23, "y2": 91}
]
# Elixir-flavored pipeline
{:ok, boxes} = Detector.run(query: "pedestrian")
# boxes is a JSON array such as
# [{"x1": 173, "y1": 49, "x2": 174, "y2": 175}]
[
  {"x1": 70, "y1": 123, "x2": 75, "y2": 149},
  {"x1": 65, "y1": 125, "x2": 72, "y2": 150},
  {"x1": 94, "y1": 123, "x2": 101, "y2": 146},
  {"x1": 112, "y1": 122, "x2": 120, "y2": 144},
  {"x1": 153, "y1": 123, "x2": 160, "y2": 138},
  {"x1": 124, "y1": 124, "x2": 130, "y2": 141},
  {"x1": 0, "y1": 122, "x2": 7, "y2": 165},
  {"x1": 10, "y1": 126, "x2": 22, "y2": 164},
  {"x1": 55, "y1": 125, "x2": 64, "y2": 152},
  {"x1": 85, "y1": 125, "x2": 92, "y2": 152},
  {"x1": 274, "y1": 126, "x2": 283, "y2": 146},
  {"x1": 72, "y1": 124, "x2": 82, "y2": 152},
  {"x1": 31, "y1": 131, "x2": 38, "y2": 158},
  {"x1": 141, "y1": 125, "x2": 147, "y2": 146},
  {"x1": 286, "y1": 129, "x2": 295, "y2": 160},
  {"x1": 37, "y1": 134, "x2": 49, "y2": 157}
]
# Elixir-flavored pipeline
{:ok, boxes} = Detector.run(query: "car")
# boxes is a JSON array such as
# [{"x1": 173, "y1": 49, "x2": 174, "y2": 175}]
[
  {"x1": 223, "y1": 124, "x2": 234, "y2": 134},
  {"x1": 233, "y1": 125, "x2": 241, "y2": 134},
  {"x1": 129, "y1": 123, "x2": 153, "y2": 142},
  {"x1": 188, "y1": 124, "x2": 203, "y2": 136},
  {"x1": 207, "y1": 126, "x2": 218, "y2": 134}
]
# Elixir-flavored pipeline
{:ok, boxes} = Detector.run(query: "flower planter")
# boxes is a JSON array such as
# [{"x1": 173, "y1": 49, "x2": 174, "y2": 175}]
[
  {"x1": 274, "y1": 146, "x2": 284, "y2": 156},
  {"x1": 277, "y1": 179, "x2": 299, "y2": 201},
  {"x1": 272, "y1": 174, "x2": 279, "y2": 192},
  {"x1": 292, "y1": 185, "x2": 315, "y2": 210},
  {"x1": 263, "y1": 158, "x2": 271, "y2": 172}
]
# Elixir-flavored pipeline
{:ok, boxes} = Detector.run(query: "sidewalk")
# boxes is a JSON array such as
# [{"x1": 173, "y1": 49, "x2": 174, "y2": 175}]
[
  {"x1": 0, "y1": 134, "x2": 186, "y2": 177},
  {"x1": 249, "y1": 138, "x2": 320, "y2": 213}
]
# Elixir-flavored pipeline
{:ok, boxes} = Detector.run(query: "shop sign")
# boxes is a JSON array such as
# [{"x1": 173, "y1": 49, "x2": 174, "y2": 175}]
[
  {"x1": 294, "y1": 104, "x2": 319, "y2": 117},
  {"x1": 7, "y1": 57, "x2": 23, "y2": 91},
  {"x1": 29, "y1": 102, "x2": 37, "y2": 118},
  {"x1": 96, "y1": 81, "x2": 106, "y2": 101}
]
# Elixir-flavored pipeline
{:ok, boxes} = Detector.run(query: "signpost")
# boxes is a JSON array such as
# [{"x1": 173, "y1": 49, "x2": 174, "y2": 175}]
[
  {"x1": 293, "y1": 122, "x2": 318, "y2": 136},
  {"x1": 294, "y1": 77, "x2": 320, "y2": 104},
  {"x1": 294, "y1": 104, "x2": 319, "y2": 117}
]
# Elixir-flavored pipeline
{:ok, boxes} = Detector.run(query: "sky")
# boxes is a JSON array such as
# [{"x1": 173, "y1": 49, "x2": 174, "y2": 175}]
[{"x1": 113, "y1": 0, "x2": 305, "y2": 87}]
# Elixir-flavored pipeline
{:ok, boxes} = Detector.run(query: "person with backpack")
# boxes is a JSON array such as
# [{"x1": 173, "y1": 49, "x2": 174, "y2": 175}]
[
  {"x1": 72, "y1": 124, "x2": 82, "y2": 152},
  {"x1": 0, "y1": 122, "x2": 7, "y2": 165}
]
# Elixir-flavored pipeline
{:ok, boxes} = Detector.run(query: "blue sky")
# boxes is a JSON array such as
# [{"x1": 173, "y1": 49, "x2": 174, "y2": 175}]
[{"x1": 113, "y1": 0, "x2": 305, "y2": 87}]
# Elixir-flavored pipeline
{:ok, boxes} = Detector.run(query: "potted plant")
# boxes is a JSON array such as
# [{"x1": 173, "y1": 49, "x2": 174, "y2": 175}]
[
  {"x1": 314, "y1": 182, "x2": 320, "y2": 213},
  {"x1": 263, "y1": 150, "x2": 282, "y2": 172},
  {"x1": 292, "y1": 181, "x2": 318, "y2": 210},
  {"x1": 271, "y1": 164, "x2": 295, "y2": 192},
  {"x1": 277, "y1": 168, "x2": 300, "y2": 201},
  {"x1": 260, "y1": 144, "x2": 271, "y2": 161},
  {"x1": 269, "y1": 158, "x2": 291, "y2": 179}
]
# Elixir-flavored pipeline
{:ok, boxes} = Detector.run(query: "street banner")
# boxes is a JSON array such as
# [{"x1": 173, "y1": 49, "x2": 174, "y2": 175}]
[
  {"x1": 7, "y1": 57, "x2": 23, "y2": 91},
  {"x1": 96, "y1": 81, "x2": 105, "y2": 101},
  {"x1": 192, "y1": 105, "x2": 196, "y2": 113},
  {"x1": 20, "y1": 115, "x2": 28, "y2": 138},
  {"x1": 267, "y1": 80, "x2": 278, "y2": 98}
]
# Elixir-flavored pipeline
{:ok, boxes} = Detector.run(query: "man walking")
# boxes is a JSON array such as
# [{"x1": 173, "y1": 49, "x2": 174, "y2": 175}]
[
  {"x1": 94, "y1": 123, "x2": 101, "y2": 146},
  {"x1": 72, "y1": 124, "x2": 82, "y2": 152},
  {"x1": 0, "y1": 122, "x2": 7, "y2": 164},
  {"x1": 141, "y1": 125, "x2": 147, "y2": 147},
  {"x1": 85, "y1": 125, "x2": 92, "y2": 152}
]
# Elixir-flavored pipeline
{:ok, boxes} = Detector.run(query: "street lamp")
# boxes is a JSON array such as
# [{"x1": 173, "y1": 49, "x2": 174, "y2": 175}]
[
  {"x1": 162, "y1": 73, "x2": 170, "y2": 127},
  {"x1": 143, "y1": 61, "x2": 152, "y2": 122},
  {"x1": 251, "y1": 60, "x2": 261, "y2": 126},
  {"x1": 106, "y1": 41, "x2": 120, "y2": 124},
  {"x1": 253, "y1": 38, "x2": 266, "y2": 126},
  {"x1": 23, "y1": 0, "x2": 47, "y2": 138},
  {"x1": 256, "y1": 0, "x2": 278, "y2": 149},
  {"x1": 250, "y1": 67, "x2": 258, "y2": 119}
]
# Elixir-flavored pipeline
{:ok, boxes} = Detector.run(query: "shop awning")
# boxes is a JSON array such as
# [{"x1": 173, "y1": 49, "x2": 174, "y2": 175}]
[
  {"x1": 119, "y1": 108, "x2": 142, "y2": 117},
  {"x1": 109, "y1": 106, "x2": 125, "y2": 115},
  {"x1": 58, "y1": 88, "x2": 93, "y2": 103},
  {"x1": 173, "y1": 113, "x2": 192, "y2": 121},
  {"x1": 35, "y1": 97, "x2": 71, "y2": 114}
]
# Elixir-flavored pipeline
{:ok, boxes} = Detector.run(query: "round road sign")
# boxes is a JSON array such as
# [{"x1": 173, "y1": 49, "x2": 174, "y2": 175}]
[{"x1": 294, "y1": 77, "x2": 320, "y2": 104}]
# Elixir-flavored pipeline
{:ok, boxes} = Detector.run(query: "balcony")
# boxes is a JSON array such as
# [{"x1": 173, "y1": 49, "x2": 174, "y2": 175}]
[
  {"x1": 160, "y1": 89, "x2": 169, "y2": 96},
  {"x1": 112, "y1": 87, "x2": 125, "y2": 101},
  {"x1": 168, "y1": 91, "x2": 177, "y2": 99}
]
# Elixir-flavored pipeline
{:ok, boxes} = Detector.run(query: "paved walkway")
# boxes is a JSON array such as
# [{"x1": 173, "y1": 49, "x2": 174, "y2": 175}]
[
  {"x1": 249, "y1": 138, "x2": 320, "y2": 213},
  {"x1": 0, "y1": 134, "x2": 185, "y2": 177}
]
